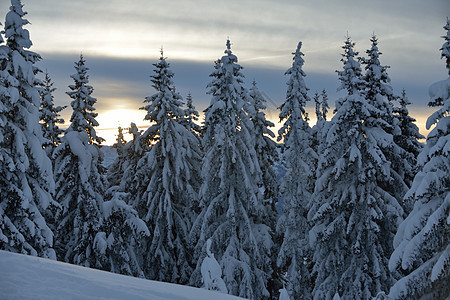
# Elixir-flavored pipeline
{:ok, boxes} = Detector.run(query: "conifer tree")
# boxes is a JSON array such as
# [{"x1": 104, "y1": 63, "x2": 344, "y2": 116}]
[
  {"x1": 249, "y1": 80, "x2": 280, "y2": 297},
  {"x1": 184, "y1": 92, "x2": 202, "y2": 138},
  {"x1": 112, "y1": 126, "x2": 126, "y2": 154},
  {"x1": 53, "y1": 54, "x2": 106, "y2": 268},
  {"x1": 392, "y1": 89, "x2": 424, "y2": 211},
  {"x1": 190, "y1": 40, "x2": 273, "y2": 299},
  {"x1": 312, "y1": 89, "x2": 330, "y2": 164},
  {"x1": 133, "y1": 51, "x2": 202, "y2": 284},
  {"x1": 103, "y1": 124, "x2": 150, "y2": 279},
  {"x1": 361, "y1": 35, "x2": 409, "y2": 209},
  {"x1": 321, "y1": 89, "x2": 330, "y2": 121},
  {"x1": 249, "y1": 81, "x2": 278, "y2": 216},
  {"x1": 311, "y1": 91, "x2": 322, "y2": 156},
  {"x1": 276, "y1": 41, "x2": 314, "y2": 300},
  {"x1": 100, "y1": 189, "x2": 150, "y2": 278},
  {"x1": 313, "y1": 91, "x2": 322, "y2": 122},
  {"x1": 0, "y1": 0, "x2": 56, "y2": 259},
  {"x1": 107, "y1": 123, "x2": 146, "y2": 195},
  {"x1": 101, "y1": 122, "x2": 151, "y2": 278},
  {"x1": 388, "y1": 19, "x2": 450, "y2": 300},
  {"x1": 39, "y1": 70, "x2": 66, "y2": 157},
  {"x1": 309, "y1": 37, "x2": 403, "y2": 299}
]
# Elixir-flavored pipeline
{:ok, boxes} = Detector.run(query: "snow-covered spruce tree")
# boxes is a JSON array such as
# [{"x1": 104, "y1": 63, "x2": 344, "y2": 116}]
[
  {"x1": 311, "y1": 90, "x2": 327, "y2": 157},
  {"x1": 313, "y1": 91, "x2": 322, "y2": 122},
  {"x1": 361, "y1": 35, "x2": 409, "y2": 211},
  {"x1": 53, "y1": 54, "x2": 106, "y2": 268},
  {"x1": 249, "y1": 80, "x2": 280, "y2": 297},
  {"x1": 39, "y1": 70, "x2": 66, "y2": 157},
  {"x1": 311, "y1": 89, "x2": 330, "y2": 165},
  {"x1": 276, "y1": 41, "x2": 315, "y2": 300},
  {"x1": 308, "y1": 37, "x2": 403, "y2": 299},
  {"x1": 321, "y1": 89, "x2": 330, "y2": 121},
  {"x1": 133, "y1": 51, "x2": 202, "y2": 284},
  {"x1": 190, "y1": 40, "x2": 273, "y2": 299},
  {"x1": 100, "y1": 189, "x2": 150, "y2": 278},
  {"x1": 0, "y1": 1, "x2": 56, "y2": 259},
  {"x1": 249, "y1": 81, "x2": 279, "y2": 211},
  {"x1": 392, "y1": 89, "x2": 424, "y2": 212},
  {"x1": 112, "y1": 126, "x2": 126, "y2": 155},
  {"x1": 107, "y1": 123, "x2": 147, "y2": 195},
  {"x1": 184, "y1": 92, "x2": 202, "y2": 139},
  {"x1": 102, "y1": 125, "x2": 150, "y2": 279},
  {"x1": 388, "y1": 19, "x2": 450, "y2": 300}
]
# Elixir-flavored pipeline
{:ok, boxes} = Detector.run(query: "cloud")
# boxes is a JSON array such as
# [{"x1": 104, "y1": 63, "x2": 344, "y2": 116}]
[
  {"x1": 4, "y1": 0, "x2": 448, "y2": 66},
  {"x1": 2, "y1": 0, "x2": 447, "y2": 141}
]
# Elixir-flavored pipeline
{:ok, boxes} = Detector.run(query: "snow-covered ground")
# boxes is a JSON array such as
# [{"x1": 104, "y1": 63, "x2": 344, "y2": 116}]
[{"x1": 0, "y1": 250, "x2": 244, "y2": 300}]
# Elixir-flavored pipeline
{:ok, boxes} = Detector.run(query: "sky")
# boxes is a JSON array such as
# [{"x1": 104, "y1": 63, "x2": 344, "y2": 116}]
[{"x1": 1, "y1": 0, "x2": 449, "y2": 144}]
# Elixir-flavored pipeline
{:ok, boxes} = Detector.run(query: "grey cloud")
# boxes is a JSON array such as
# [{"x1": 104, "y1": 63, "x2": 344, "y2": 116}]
[{"x1": 36, "y1": 51, "x2": 436, "y2": 118}]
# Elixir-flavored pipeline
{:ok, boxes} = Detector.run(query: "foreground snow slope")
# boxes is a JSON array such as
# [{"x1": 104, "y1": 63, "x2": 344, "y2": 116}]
[{"x1": 0, "y1": 250, "x2": 244, "y2": 300}]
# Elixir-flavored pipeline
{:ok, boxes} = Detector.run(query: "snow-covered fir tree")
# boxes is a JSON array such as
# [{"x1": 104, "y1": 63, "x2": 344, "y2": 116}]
[
  {"x1": 311, "y1": 89, "x2": 330, "y2": 167},
  {"x1": 321, "y1": 89, "x2": 330, "y2": 121},
  {"x1": 392, "y1": 89, "x2": 424, "y2": 212},
  {"x1": 0, "y1": 0, "x2": 56, "y2": 259},
  {"x1": 361, "y1": 35, "x2": 409, "y2": 210},
  {"x1": 133, "y1": 51, "x2": 202, "y2": 284},
  {"x1": 102, "y1": 125, "x2": 150, "y2": 279},
  {"x1": 190, "y1": 40, "x2": 273, "y2": 300},
  {"x1": 39, "y1": 70, "x2": 66, "y2": 157},
  {"x1": 276, "y1": 41, "x2": 315, "y2": 300},
  {"x1": 311, "y1": 90, "x2": 327, "y2": 157},
  {"x1": 184, "y1": 92, "x2": 202, "y2": 138},
  {"x1": 107, "y1": 123, "x2": 147, "y2": 195},
  {"x1": 112, "y1": 126, "x2": 126, "y2": 155},
  {"x1": 249, "y1": 80, "x2": 280, "y2": 297},
  {"x1": 313, "y1": 91, "x2": 322, "y2": 122},
  {"x1": 308, "y1": 37, "x2": 403, "y2": 299},
  {"x1": 99, "y1": 189, "x2": 150, "y2": 278},
  {"x1": 53, "y1": 54, "x2": 106, "y2": 268},
  {"x1": 249, "y1": 81, "x2": 279, "y2": 210},
  {"x1": 388, "y1": 19, "x2": 450, "y2": 300}
]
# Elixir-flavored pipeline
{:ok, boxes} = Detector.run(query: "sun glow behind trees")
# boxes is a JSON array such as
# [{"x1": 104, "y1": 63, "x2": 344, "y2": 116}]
[{"x1": 95, "y1": 108, "x2": 148, "y2": 144}]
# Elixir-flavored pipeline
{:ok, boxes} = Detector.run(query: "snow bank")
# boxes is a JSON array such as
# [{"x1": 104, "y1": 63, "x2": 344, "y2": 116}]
[{"x1": 0, "y1": 250, "x2": 244, "y2": 300}]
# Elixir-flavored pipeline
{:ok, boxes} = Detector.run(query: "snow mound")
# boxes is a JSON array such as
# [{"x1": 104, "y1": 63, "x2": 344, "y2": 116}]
[{"x1": 0, "y1": 250, "x2": 245, "y2": 300}]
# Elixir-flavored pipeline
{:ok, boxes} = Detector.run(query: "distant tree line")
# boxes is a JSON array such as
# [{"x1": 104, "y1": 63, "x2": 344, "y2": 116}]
[{"x1": 1, "y1": 1, "x2": 449, "y2": 299}]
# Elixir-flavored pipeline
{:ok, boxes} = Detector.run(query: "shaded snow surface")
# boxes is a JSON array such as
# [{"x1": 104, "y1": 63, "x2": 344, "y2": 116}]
[
  {"x1": 0, "y1": 250, "x2": 245, "y2": 300},
  {"x1": 101, "y1": 145, "x2": 118, "y2": 169}
]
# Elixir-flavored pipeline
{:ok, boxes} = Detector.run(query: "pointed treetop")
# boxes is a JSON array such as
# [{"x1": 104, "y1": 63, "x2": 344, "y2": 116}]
[
  {"x1": 292, "y1": 41, "x2": 304, "y2": 64},
  {"x1": 337, "y1": 36, "x2": 363, "y2": 95},
  {"x1": 295, "y1": 41, "x2": 303, "y2": 54},
  {"x1": 225, "y1": 39, "x2": 232, "y2": 55},
  {"x1": 160, "y1": 45, "x2": 166, "y2": 60},
  {"x1": 399, "y1": 88, "x2": 411, "y2": 108}
]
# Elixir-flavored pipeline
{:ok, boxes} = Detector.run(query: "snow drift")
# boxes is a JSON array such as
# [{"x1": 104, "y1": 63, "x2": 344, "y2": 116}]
[{"x1": 0, "y1": 250, "x2": 244, "y2": 300}]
